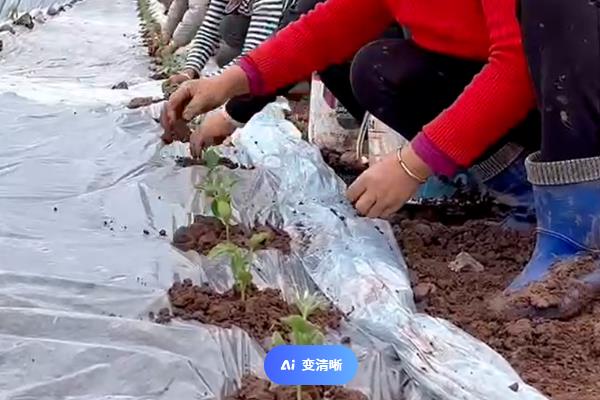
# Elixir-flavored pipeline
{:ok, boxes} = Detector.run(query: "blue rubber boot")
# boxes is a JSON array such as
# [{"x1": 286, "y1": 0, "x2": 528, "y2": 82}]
[
  {"x1": 471, "y1": 145, "x2": 536, "y2": 230},
  {"x1": 502, "y1": 152, "x2": 600, "y2": 318}
]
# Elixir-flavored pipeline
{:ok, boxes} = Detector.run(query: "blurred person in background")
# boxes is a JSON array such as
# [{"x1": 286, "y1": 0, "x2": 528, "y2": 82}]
[
  {"x1": 165, "y1": 0, "x2": 296, "y2": 84},
  {"x1": 161, "y1": 0, "x2": 210, "y2": 57},
  {"x1": 186, "y1": 0, "x2": 404, "y2": 158}
]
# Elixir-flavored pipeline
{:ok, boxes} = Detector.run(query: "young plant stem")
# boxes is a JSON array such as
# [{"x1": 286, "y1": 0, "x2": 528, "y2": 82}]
[
  {"x1": 224, "y1": 223, "x2": 231, "y2": 243},
  {"x1": 296, "y1": 385, "x2": 302, "y2": 400}
]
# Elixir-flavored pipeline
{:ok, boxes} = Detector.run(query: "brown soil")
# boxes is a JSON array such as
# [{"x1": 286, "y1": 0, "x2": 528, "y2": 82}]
[
  {"x1": 127, "y1": 96, "x2": 162, "y2": 109},
  {"x1": 161, "y1": 119, "x2": 192, "y2": 144},
  {"x1": 174, "y1": 156, "x2": 252, "y2": 170},
  {"x1": 150, "y1": 70, "x2": 169, "y2": 80},
  {"x1": 287, "y1": 98, "x2": 310, "y2": 136},
  {"x1": 172, "y1": 215, "x2": 291, "y2": 255},
  {"x1": 225, "y1": 375, "x2": 367, "y2": 400},
  {"x1": 491, "y1": 256, "x2": 600, "y2": 321},
  {"x1": 394, "y1": 211, "x2": 600, "y2": 400},
  {"x1": 320, "y1": 148, "x2": 367, "y2": 185},
  {"x1": 154, "y1": 279, "x2": 344, "y2": 344}
]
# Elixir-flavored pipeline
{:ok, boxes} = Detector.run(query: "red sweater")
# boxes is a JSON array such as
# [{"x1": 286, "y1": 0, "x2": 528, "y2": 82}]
[{"x1": 239, "y1": 0, "x2": 536, "y2": 173}]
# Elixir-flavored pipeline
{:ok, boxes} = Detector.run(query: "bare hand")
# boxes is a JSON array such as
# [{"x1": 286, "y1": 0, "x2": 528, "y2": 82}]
[
  {"x1": 347, "y1": 147, "x2": 431, "y2": 218},
  {"x1": 190, "y1": 110, "x2": 237, "y2": 158},
  {"x1": 161, "y1": 66, "x2": 250, "y2": 133},
  {"x1": 166, "y1": 70, "x2": 194, "y2": 87},
  {"x1": 160, "y1": 42, "x2": 177, "y2": 58}
]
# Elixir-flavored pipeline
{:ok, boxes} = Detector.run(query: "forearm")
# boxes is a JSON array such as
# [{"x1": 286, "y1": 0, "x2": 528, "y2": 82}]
[
  {"x1": 184, "y1": 0, "x2": 227, "y2": 75},
  {"x1": 164, "y1": 0, "x2": 187, "y2": 40},
  {"x1": 172, "y1": 0, "x2": 208, "y2": 47}
]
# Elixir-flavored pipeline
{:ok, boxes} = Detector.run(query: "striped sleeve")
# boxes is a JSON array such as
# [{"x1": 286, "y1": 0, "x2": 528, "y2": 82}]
[
  {"x1": 184, "y1": 0, "x2": 228, "y2": 75},
  {"x1": 207, "y1": 0, "x2": 293, "y2": 76}
]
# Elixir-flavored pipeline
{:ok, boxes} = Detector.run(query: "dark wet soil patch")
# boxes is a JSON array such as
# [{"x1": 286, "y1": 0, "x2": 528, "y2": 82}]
[
  {"x1": 154, "y1": 279, "x2": 343, "y2": 344},
  {"x1": 174, "y1": 156, "x2": 252, "y2": 170},
  {"x1": 394, "y1": 212, "x2": 600, "y2": 400},
  {"x1": 172, "y1": 215, "x2": 290, "y2": 255},
  {"x1": 226, "y1": 375, "x2": 367, "y2": 400},
  {"x1": 320, "y1": 148, "x2": 367, "y2": 185}
]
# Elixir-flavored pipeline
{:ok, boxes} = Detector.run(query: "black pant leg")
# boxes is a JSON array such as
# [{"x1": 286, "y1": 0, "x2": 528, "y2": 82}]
[
  {"x1": 350, "y1": 38, "x2": 539, "y2": 163},
  {"x1": 520, "y1": 0, "x2": 600, "y2": 162}
]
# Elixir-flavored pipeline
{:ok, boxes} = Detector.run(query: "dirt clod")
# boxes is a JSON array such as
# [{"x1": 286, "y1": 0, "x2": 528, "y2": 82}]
[
  {"x1": 112, "y1": 81, "x2": 129, "y2": 90},
  {"x1": 15, "y1": 13, "x2": 34, "y2": 29},
  {"x1": 172, "y1": 215, "x2": 290, "y2": 255},
  {"x1": 156, "y1": 279, "x2": 342, "y2": 344},
  {"x1": 413, "y1": 282, "x2": 436, "y2": 303},
  {"x1": 448, "y1": 251, "x2": 485, "y2": 273},
  {"x1": 127, "y1": 96, "x2": 162, "y2": 109}
]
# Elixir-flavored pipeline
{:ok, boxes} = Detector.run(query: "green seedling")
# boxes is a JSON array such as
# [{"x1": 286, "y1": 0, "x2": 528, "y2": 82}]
[
  {"x1": 202, "y1": 147, "x2": 221, "y2": 172},
  {"x1": 195, "y1": 149, "x2": 236, "y2": 240},
  {"x1": 208, "y1": 232, "x2": 272, "y2": 301},
  {"x1": 271, "y1": 291, "x2": 327, "y2": 400},
  {"x1": 212, "y1": 192, "x2": 233, "y2": 241},
  {"x1": 198, "y1": 170, "x2": 235, "y2": 240},
  {"x1": 209, "y1": 242, "x2": 252, "y2": 301}
]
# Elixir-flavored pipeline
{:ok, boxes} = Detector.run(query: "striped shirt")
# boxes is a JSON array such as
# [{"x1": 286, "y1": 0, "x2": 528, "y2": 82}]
[{"x1": 184, "y1": 0, "x2": 295, "y2": 76}]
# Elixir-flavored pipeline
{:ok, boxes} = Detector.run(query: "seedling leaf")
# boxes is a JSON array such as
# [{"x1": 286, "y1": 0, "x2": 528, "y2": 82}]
[
  {"x1": 249, "y1": 231, "x2": 273, "y2": 251},
  {"x1": 295, "y1": 290, "x2": 326, "y2": 320},
  {"x1": 214, "y1": 197, "x2": 232, "y2": 222},
  {"x1": 208, "y1": 242, "x2": 240, "y2": 259},
  {"x1": 271, "y1": 331, "x2": 286, "y2": 348},
  {"x1": 203, "y1": 147, "x2": 220, "y2": 169}
]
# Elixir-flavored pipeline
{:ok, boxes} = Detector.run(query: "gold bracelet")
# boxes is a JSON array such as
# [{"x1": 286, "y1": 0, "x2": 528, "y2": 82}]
[{"x1": 396, "y1": 147, "x2": 427, "y2": 184}]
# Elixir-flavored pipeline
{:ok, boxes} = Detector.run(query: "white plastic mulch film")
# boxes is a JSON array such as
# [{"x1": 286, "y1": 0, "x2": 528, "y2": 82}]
[
  {"x1": 0, "y1": 1, "x2": 549, "y2": 399},
  {"x1": 0, "y1": 1, "x2": 66, "y2": 22}
]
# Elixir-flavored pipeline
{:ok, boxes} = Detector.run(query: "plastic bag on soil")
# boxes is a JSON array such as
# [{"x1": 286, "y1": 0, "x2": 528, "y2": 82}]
[{"x1": 0, "y1": 1, "x2": 548, "y2": 399}]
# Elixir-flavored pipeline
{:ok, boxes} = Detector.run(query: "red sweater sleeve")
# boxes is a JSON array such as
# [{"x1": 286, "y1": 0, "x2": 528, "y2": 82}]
[
  {"x1": 421, "y1": 0, "x2": 536, "y2": 167},
  {"x1": 244, "y1": 0, "x2": 393, "y2": 95}
]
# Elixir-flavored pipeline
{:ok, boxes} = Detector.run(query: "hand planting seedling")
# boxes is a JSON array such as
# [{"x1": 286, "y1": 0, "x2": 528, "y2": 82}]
[
  {"x1": 271, "y1": 291, "x2": 327, "y2": 400},
  {"x1": 208, "y1": 232, "x2": 273, "y2": 301}
]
